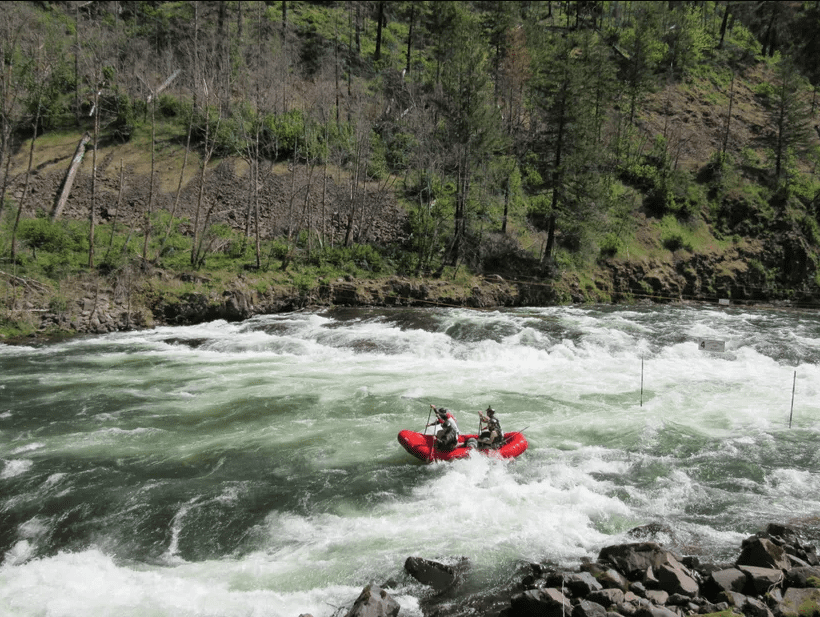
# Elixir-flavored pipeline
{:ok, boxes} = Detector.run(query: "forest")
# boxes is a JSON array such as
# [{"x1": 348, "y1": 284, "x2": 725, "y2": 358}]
[{"x1": 1, "y1": 1, "x2": 820, "y2": 337}]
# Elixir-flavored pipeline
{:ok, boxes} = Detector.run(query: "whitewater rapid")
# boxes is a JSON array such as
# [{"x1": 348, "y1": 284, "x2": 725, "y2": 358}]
[{"x1": 1, "y1": 305, "x2": 819, "y2": 616}]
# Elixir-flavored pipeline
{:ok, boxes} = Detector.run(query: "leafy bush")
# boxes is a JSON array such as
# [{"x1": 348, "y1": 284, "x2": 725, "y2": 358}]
[
  {"x1": 191, "y1": 107, "x2": 243, "y2": 157},
  {"x1": 309, "y1": 244, "x2": 385, "y2": 273},
  {"x1": 157, "y1": 93, "x2": 184, "y2": 118},
  {"x1": 659, "y1": 215, "x2": 694, "y2": 252},
  {"x1": 17, "y1": 218, "x2": 70, "y2": 256},
  {"x1": 261, "y1": 110, "x2": 325, "y2": 161},
  {"x1": 599, "y1": 232, "x2": 622, "y2": 258}
]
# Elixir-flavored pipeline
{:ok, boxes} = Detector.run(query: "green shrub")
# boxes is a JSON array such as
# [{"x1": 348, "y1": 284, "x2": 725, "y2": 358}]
[
  {"x1": 659, "y1": 215, "x2": 694, "y2": 252},
  {"x1": 17, "y1": 218, "x2": 70, "y2": 256},
  {"x1": 599, "y1": 232, "x2": 622, "y2": 258}
]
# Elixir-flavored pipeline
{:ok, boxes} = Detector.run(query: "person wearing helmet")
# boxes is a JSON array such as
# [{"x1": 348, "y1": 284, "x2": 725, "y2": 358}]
[
  {"x1": 427, "y1": 405, "x2": 459, "y2": 450},
  {"x1": 478, "y1": 406, "x2": 502, "y2": 449}
]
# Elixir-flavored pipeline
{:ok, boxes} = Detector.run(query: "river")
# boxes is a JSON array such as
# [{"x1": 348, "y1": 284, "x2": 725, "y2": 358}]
[{"x1": 1, "y1": 304, "x2": 819, "y2": 616}]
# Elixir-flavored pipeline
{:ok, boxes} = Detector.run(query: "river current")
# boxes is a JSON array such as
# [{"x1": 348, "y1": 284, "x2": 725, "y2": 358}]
[{"x1": 1, "y1": 304, "x2": 819, "y2": 616}]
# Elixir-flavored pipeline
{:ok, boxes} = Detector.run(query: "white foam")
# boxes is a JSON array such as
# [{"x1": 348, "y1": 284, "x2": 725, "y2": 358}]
[
  {"x1": 1, "y1": 459, "x2": 33, "y2": 479},
  {"x1": 0, "y1": 549, "x2": 418, "y2": 617}
]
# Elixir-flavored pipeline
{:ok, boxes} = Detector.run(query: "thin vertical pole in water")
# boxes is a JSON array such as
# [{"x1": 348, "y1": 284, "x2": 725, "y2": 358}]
[
  {"x1": 789, "y1": 370, "x2": 796, "y2": 428},
  {"x1": 640, "y1": 357, "x2": 644, "y2": 407}
]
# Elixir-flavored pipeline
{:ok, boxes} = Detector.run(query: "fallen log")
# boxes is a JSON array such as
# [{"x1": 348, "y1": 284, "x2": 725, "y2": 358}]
[{"x1": 50, "y1": 132, "x2": 91, "y2": 221}]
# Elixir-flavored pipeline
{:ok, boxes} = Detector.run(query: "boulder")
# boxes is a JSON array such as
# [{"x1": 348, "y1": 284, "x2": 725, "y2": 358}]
[
  {"x1": 344, "y1": 584, "x2": 400, "y2": 617},
  {"x1": 587, "y1": 588, "x2": 626, "y2": 607},
  {"x1": 572, "y1": 600, "x2": 609, "y2": 617},
  {"x1": 634, "y1": 605, "x2": 679, "y2": 617},
  {"x1": 547, "y1": 571, "x2": 603, "y2": 597},
  {"x1": 581, "y1": 562, "x2": 630, "y2": 591},
  {"x1": 654, "y1": 557, "x2": 699, "y2": 597},
  {"x1": 705, "y1": 568, "x2": 748, "y2": 601},
  {"x1": 744, "y1": 596, "x2": 775, "y2": 617},
  {"x1": 778, "y1": 587, "x2": 820, "y2": 617},
  {"x1": 509, "y1": 588, "x2": 572, "y2": 617},
  {"x1": 738, "y1": 565, "x2": 783, "y2": 595},
  {"x1": 785, "y1": 567, "x2": 820, "y2": 589},
  {"x1": 598, "y1": 543, "x2": 675, "y2": 580},
  {"x1": 737, "y1": 537, "x2": 790, "y2": 571},
  {"x1": 404, "y1": 556, "x2": 462, "y2": 591},
  {"x1": 644, "y1": 589, "x2": 669, "y2": 605}
]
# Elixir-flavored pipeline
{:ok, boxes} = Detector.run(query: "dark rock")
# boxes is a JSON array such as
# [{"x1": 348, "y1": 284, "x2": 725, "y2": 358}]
[
  {"x1": 766, "y1": 524, "x2": 801, "y2": 545},
  {"x1": 667, "y1": 594, "x2": 693, "y2": 606},
  {"x1": 573, "y1": 600, "x2": 609, "y2": 617},
  {"x1": 599, "y1": 543, "x2": 675, "y2": 580},
  {"x1": 786, "y1": 553, "x2": 812, "y2": 569},
  {"x1": 546, "y1": 571, "x2": 603, "y2": 597},
  {"x1": 588, "y1": 588, "x2": 626, "y2": 607},
  {"x1": 737, "y1": 537, "x2": 790, "y2": 571},
  {"x1": 744, "y1": 596, "x2": 775, "y2": 617},
  {"x1": 784, "y1": 567, "x2": 820, "y2": 589},
  {"x1": 582, "y1": 562, "x2": 630, "y2": 591},
  {"x1": 721, "y1": 590, "x2": 751, "y2": 610},
  {"x1": 344, "y1": 584, "x2": 400, "y2": 617},
  {"x1": 403, "y1": 556, "x2": 462, "y2": 591},
  {"x1": 703, "y1": 568, "x2": 747, "y2": 602},
  {"x1": 509, "y1": 588, "x2": 572, "y2": 617},
  {"x1": 628, "y1": 523, "x2": 675, "y2": 541},
  {"x1": 654, "y1": 558, "x2": 699, "y2": 597},
  {"x1": 738, "y1": 565, "x2": 784, "y2": 595}
]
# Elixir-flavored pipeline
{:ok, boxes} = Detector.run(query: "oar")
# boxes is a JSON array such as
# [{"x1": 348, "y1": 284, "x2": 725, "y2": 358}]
[
  {"x1": 424, "y1": 404, "x2": 433, "y2": 436},
  {"x1": 401, "y1": 396, "x2": 437, "y2": 435},
  {"x1": 502, "y1": 426, "x2": 530, "y2": 446}
]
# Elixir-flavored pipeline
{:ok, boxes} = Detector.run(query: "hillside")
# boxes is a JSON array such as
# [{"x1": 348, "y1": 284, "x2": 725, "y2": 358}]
[{"x1": 2, "y1": 1, "x2": 820, "y2": 340}]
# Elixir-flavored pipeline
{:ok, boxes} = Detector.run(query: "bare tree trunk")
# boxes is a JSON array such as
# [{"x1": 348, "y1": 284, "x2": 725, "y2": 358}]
[
  {"x1": 104, "y1": 159, "x2": 124, "y2": 264},
  {"x1": 721, "y1": 70, "x2": 735, "y2": 157},
  {"x1": 321, "y1": 149, "x2": 329, "y2": 246},
  {"x1": 254, "y1": 143, "x2": 261, "y2": 270},
  {"x1": 191, "y1": 95, "x2": 217, "y2": 266},
  {"x1": 142, "y1": 97, "x2": 156, "y2": 261},
  {"x1": 344, "y1": 139, "x2": 363, "y2": 247},
  {"x1": 285, "y1": 141, "x2": 299, "y2": 240},
  {"x1": 11, "y1": 97, "x2": 42, "y2": 262},
  {"x1": 405, "y1": 4, "x2": 415, "y2": 74},
  {"x1": 89, "y1": 92, "x2": 99, "y2": 268},
  {"x1": 374, "y1": 1, "x2": 384, "y2": 61},
  {"x1": 158, "y1": 110, "x2": 194, "y2": 260}
]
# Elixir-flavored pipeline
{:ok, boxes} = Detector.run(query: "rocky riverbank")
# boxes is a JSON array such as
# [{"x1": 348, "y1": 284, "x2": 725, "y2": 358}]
[
  {"x1": 322, "y1": 522, "x2": 820, "y2": 617},
  {"x1": 1, "y1": 267, "x2": 563, "y2": 343},
  {"x1": 5, "y1": 240, "x2": 820, "y2": 344}
]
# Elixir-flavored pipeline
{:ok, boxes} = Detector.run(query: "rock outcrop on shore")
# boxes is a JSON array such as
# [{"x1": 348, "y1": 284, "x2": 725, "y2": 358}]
[{"x1": 331, "y1": 522, "x2": 820, "y2": 617}]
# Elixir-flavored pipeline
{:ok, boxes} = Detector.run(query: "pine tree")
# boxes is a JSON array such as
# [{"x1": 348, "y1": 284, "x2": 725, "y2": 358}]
[
  {"x1": 435, "y1": 6, "x2": 505, "y2": 268},
  {"x1": 529, "y1": 29, "x2": 611, "y2": 268}
]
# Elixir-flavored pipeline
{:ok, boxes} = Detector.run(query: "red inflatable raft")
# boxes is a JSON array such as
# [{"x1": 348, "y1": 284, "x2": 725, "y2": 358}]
[{"x1": 397, "y1": 430, "x2": 528, "y2": 463}]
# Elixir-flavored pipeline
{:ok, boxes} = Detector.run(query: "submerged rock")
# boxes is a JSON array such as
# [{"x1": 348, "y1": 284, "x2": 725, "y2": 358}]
[
  {"x1": 344, "y1": 584, "x2": 400, "y2": 617},
  {"x1": 404, "y1": 556, "x2": 466, "y2": 591}
]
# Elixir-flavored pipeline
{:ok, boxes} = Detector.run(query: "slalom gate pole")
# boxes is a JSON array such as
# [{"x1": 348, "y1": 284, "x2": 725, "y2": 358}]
[
  {"x1": 789, "y1": 370, "x2": 796, "y2": 428},
  {"x1": 640, "y1": 357, "x2": 644, "y2": 407}
]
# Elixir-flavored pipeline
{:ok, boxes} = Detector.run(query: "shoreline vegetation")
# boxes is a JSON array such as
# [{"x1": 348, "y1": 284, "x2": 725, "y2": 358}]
[
  {"x1": 3, "y1": 264, "x2": 818, "y2": 346},
  {"x1": 4, "y1": 260, "x2": 820, "y2": 346}
]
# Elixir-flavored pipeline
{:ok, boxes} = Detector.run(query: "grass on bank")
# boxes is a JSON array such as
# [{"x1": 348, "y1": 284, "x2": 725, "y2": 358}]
[{"x1": 0, "y1": 207, "x2": 420, "y2": 338}]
